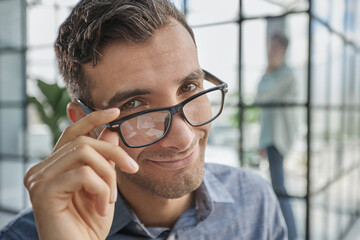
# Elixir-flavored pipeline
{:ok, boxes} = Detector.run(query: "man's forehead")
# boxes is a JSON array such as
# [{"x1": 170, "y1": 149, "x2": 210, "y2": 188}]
[
  {"x1": 84, "y1": 20, "x2": 195, "y2": 75},
  {"x1": 83, "y1": 19, "x2": 199, "y2": 108}
]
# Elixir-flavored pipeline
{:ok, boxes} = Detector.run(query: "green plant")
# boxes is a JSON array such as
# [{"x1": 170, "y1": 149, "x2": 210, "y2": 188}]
[
  {"x1": 28, "y1": 79, "x2": 71, "y2": 146},
  {"x1": 229, "y1": 92, "x2": 260, "y2": 127}
]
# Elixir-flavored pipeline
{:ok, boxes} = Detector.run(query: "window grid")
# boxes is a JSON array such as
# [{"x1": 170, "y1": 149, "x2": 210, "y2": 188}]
[{"x1": 0, "y1": 1, "x2": 358, "y2": 239}]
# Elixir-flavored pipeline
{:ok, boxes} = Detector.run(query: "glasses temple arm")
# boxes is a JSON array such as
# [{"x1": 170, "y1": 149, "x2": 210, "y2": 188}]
[{"x1": 76, "y1": 99, "x2": 112, "y2": 128}]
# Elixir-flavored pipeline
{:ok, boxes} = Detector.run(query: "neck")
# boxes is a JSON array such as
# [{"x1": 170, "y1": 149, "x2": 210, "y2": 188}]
[{"x1": 117, "y1": 174, "x2": 195, "y2": 228}]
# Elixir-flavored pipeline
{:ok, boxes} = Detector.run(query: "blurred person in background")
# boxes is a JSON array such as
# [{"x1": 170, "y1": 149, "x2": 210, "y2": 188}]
[
  {"x1": 1, "y1": 1, "x2": 288, "y2": 239},
  {"x1": 256, "y1": 31, "x2": 298, "y2": 240}
]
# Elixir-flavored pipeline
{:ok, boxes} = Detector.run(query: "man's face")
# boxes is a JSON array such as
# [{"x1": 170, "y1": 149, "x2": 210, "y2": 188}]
[
  {"x1": 83, "y1": 19, "x2": 209, "y2": 199},
  {"x1": 267, "y1": 39, "x2": 286, "y2": 70}
]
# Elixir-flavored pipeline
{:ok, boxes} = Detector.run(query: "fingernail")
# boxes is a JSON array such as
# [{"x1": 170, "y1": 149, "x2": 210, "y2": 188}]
[
  {"x1": 128, "y1": 157, "x2": 139, "y2": 171},
  {"x1": 112, "y1": 187, "x2": 118, "y2": 203},
  {"x1": 104, "y1": 108, "x2": 117, "y2": 114}
]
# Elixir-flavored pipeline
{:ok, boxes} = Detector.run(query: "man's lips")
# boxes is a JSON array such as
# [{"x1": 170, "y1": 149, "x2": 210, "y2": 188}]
[{"x1": 146, "y1": 146, "x2": 199, "y2": 170}]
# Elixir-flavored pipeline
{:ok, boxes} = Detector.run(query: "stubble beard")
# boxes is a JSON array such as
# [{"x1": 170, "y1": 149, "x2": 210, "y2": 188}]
[{"x1": 119, "y1": 143, "x2": 206, "y2": 199}]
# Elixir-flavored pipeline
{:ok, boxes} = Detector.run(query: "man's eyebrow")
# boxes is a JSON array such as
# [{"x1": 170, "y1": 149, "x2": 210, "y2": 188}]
[
  {"x1": 105, "y1": 69, "x2": 204, "y2": 108},
  {"x1": 106, "y1": 89, "x2": 152, "y2": 108},
  {"x1": 178, "y1": 69, "x2": 204, "y2": 84}
]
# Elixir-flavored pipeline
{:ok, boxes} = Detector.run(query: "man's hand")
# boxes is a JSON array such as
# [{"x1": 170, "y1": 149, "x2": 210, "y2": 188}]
[{"x1": 24, "y1": 108, "x2": 139, "y2": 240}]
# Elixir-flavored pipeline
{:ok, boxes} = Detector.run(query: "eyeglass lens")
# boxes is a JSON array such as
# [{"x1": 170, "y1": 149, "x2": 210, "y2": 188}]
[{"x1": 119, "y1": 88, "x2": 223, "y2": 147}]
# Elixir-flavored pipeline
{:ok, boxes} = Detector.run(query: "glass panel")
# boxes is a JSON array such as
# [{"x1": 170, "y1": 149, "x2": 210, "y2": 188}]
[
  {"x1": 328, "y1": 110, "x2": 342, "y2": 180},
  {"x1": 344, "y1": 44, "x2": 356, "y2": 106},
  {"x1": 311, "y1": 193, "x2": 327, "y2": 239},
  {"x1": 338, "y1": 175, "x2": 349, "y2": 236},
  {"x1": 343, "y1": 110, "x2": 358, "y2": 169},
  {"x1": 310, "y1": 109, "x2": 330, "y2": 192},
  {"x1": 242, "y1": 14, "x2": 308, "y2": 105},
  {"x1": 186, "y1": 0, "x2": 239, "y2": 26},
  {"x1": 291, "y1": 198, "x2": 306, "y2": 240},
  {"x1": 242, "y1": 19, "x2": 267, "y2": 105},
  {"x1": 206, "y1": 106, "x2": 239, "y2": 168},
  {"x1": 328, "y1": 180, "x2": 343, "y2": 239},
  {"x1": 0, "y1": 52, "x2": 24, "y2": 101},
  {"x1": 243, "y1": 106, "x2": 307, "y2": 196},
  {"x1": 355, "y1": 55, "x2": 360, "y2": 105},
  {"x1": 0, "y1": 159, "x2": 24, "y2": 211},
  {"x1": 345, "y1": 0, "x2": 357, "y2": 42},
  {"x1": 27, "y1": 4, "x2": 57, "y2": 46},
  {"x1": 54, "y1": 0, "x2": 78, "y2": 7},
  {"x1": 26, "y1": 123, "x2": 53, "y2": 158},
  {"x1": 311, "y1": 22, "x2": 330, "y2": 106},
  {"x1": 341, "y1": 173, "x2": 356, "y2": 232},
  {"x1": 0, "y1": 0, "x2": 24, "y2": 48},
  {"x1": 330, "y1": 0, "x2": 345, "y2": 34},
  {"x1": 286, "y1": 13, "x2": 308, "y2": 104},
  {"x1": 194, "y1": 23, "x2": 239, "y2": 97},
  {"x1": 349, "y1": 171, "x2": 360, "y2": 218},
  {"x1": 312, "y1": 0, "x2": 331, "y2": 22},
  {"x1": 55, "y1": 5, "x2": 74, "y2": 29},
  {"x1": 27, "y1": 48, "x2": 57, "y2": 84},
  {"x1": 241, "y1": 107, "x2": 262, "y2": 168},
  {"x1": 329, "y1": 34, "x2": 344, "y2": 106},
  {"x1": 0, "y1": 108, "x2": 24, "y2": 155},
  {"x1": 356, "y1": 1, "x2": 360, "y2": 46},
  {"x1": 242, "y1": 0, "x2": 309, "y2": 18}
]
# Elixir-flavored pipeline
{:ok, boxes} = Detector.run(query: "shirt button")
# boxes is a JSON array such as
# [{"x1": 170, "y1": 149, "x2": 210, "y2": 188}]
[
  {"x1": 168, "y1": 234, "x2": 176, "y2": 240},
  {"x1": 135, "y1": 224, "x2": 143, "y2": 232}
]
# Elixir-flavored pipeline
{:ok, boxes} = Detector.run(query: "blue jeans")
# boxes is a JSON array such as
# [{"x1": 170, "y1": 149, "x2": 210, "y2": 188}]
[{"x1": 266, "y1": 146, "x2": 297, "y2": 240}]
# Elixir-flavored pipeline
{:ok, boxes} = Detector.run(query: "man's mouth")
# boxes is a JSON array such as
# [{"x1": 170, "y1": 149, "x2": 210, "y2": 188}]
[{"x1": 146, "y1": 146, "x2": 199, "y2": 170}]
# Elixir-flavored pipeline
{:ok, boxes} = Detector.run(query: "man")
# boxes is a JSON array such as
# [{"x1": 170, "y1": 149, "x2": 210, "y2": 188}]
[
  {"x1": 256, "y1": 32, "x2": 298, "y2": 240},
  {"x1": 1, "y1": 1, "x2": 287, "y2": 239}
]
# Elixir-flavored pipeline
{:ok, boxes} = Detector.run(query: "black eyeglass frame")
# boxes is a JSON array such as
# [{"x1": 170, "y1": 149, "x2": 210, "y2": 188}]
[{"x1": 77, "y1": 70, "x2": 228, "y2": 148}]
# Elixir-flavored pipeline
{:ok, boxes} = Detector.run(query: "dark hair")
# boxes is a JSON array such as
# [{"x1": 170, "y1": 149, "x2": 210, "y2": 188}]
[
  {"x1": 270, "y1": 31, "x2": 289, "y2": 49},
  {"x1": 55, "y1": 0, "x2": 195, "y2": 106}
]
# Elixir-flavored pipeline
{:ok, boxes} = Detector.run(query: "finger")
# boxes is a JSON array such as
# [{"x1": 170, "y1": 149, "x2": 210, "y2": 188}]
[
  {"x1": 24, "y1": 136, "x2": 138, "y2": 191},
  {"x1": 97, "y1": 128, "x2": 120, "y2": 168},
  {"x1": 28, "y1": 144, "x2": 117, "y2": 203},
  {"x1": 97, "y1": 128, "x2": 123, "y2": 203},
  {"x1": 31, "y1": 166, "x2": 112, "y2": 216},
  {"x1": 53, "y1": 108, "x2": 120, "y2": 152},
  {"x1": 66, "y1": 136, "x2": 139, "y2": 173}
]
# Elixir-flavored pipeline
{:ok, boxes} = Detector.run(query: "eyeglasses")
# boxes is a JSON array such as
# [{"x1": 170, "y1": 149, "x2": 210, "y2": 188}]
[{"x1": 77, "y1": 70, "x2": 228, "y2": 148}]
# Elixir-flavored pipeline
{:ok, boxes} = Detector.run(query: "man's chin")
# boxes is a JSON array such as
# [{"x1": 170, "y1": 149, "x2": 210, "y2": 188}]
[{"x1": 117, "y1": 156, "x2": 205, "y2": 199}]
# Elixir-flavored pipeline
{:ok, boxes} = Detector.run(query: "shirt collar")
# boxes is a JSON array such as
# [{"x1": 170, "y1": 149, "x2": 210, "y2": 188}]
[
  {"x1": 108, "y1": 165, "x2": 234, "y2": 237},
  {"x1": 108, "y1": 190, "x2": 132, "y2": 237},
  {"x1": 202, "y1": 167, "x2": 235, "y2": 204},
  {"x1": 194, "y1": 167, "x2": 235, "y2": 223}
]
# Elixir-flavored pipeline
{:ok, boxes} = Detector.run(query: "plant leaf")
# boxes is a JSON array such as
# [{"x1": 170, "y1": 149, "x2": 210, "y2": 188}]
[{"x1": 37, "y1": 80, "x2": 63, "y2": 110}]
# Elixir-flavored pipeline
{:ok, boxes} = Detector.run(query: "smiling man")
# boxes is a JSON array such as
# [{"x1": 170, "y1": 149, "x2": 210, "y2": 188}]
[{"x1": 0, "y1": 0, "x2": 287, "y2": 239}]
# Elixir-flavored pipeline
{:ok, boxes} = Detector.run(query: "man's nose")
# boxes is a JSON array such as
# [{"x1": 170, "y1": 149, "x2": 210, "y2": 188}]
[{"x1": 158, "y1": 113, "x2": 195, "y2": 151}]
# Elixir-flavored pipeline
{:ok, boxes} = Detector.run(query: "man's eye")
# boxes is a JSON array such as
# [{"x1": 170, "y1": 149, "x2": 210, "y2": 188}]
[
  {"x1": 121, "y1": 99, "x2": 142, "y2": 111},
  {"x1": 181, "y1": 83, "x2": 197, "y2": 92}
]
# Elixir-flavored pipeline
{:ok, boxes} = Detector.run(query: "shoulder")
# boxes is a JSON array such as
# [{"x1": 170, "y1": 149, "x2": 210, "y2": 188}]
[
  {"x1": 0, "y1": 209, "x2": 38, "y2": 240},
  {"x1": 204, "y1": 163, "x2": 287, "y2": 238},
  {"x1": 205, "y1": 163, "x2": 277, "y2": 205},
  {"x1": 205, "y1": 163, "x2": 271, "y2": 190}
]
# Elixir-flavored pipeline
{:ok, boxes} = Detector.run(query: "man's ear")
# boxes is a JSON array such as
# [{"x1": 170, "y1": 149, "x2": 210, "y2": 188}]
[{"x1": 67, "y1": 102, "x2": 86, "y2": 123}]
